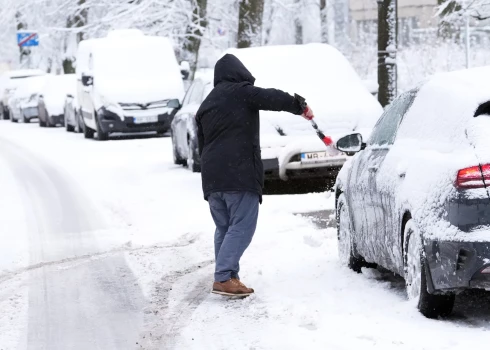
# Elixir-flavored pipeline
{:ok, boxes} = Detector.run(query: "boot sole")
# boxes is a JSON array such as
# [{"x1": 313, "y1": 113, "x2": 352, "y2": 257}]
[{"x1": 211, "y1": 290, "x2": 253, "y2": 297}]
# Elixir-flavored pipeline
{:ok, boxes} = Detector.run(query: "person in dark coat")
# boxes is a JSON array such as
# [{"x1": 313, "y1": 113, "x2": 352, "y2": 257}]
[{"x1": 196, "y1": 54, "x2": 315, "y2": 296}]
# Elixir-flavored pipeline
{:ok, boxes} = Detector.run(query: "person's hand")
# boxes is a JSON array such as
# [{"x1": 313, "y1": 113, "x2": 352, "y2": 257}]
[{"x1": 302, "y1": 105, "x2": 314, "y2": 121}]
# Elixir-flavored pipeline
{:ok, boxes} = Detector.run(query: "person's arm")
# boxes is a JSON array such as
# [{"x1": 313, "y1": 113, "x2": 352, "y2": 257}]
[
  {"x1": 197, "y1": 115, "x2": 204, "y2": 156},
  {"x1": 243, "y1": 84, "x2": 304, "y2": 115}
]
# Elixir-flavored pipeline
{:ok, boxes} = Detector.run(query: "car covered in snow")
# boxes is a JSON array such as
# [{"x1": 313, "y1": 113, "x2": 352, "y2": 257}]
[
  {"x1": 171, "y1": 44, "x2": 382, "y2": 185},
  {"x1": 38, "y1": 74, "x2": 76, "y2": 128},
  {"x1": 0, "y1": 69, "x2": 45, "y2": 120},
  {"x1": 64, "y1": 78, "x2": 83, "y2": 133},
  {"x1": 334, "y1": 66, "x2": 490, "y2": 318},
  {"x1": 76, "y1": 29, "x2": 185, "y2": 141},
  {"x1": 171, "y1": 69, "x2": 214, "y2": 172},
  {"x1": 7, "y1": 75, "x2": 48, "y2": 123}
]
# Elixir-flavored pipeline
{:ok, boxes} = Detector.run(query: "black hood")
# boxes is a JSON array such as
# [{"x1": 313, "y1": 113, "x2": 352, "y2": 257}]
[{"x1": 214, "y1": 54, "x2": 255, "y2": 87}]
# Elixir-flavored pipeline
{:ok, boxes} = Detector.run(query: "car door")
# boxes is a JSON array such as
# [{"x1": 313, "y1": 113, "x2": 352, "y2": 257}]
[
  {"x1": 174, "y1": 82, "x2": 196, "y2": 156},
  {"x1": 181, "y1": 80, "x2": 204, "y2": 154},
  {"x1": 363, "y1": 91, "x2": 417, "y2": 268}
]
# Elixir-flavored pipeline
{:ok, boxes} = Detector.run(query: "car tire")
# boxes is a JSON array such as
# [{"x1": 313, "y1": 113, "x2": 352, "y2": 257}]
[
  {"x1": 75, "y1": 111, "x2": 82, "y2": 133},
  {"x1": 0, "y1": 104, "x2": 4, "y2": 120},
  {"x1": 95, "y1": 113, "x2": 109, "y2": 141},
  {"x1": 66, "y1": 120, "x2": 75, "y2": 132},
  {"x1": 337, "y1": 193, "x2": 368, "y2": 273},
  {"x1": 22, "y1": 112, "x2": 29, "y2": 123},
  {"x1": 171, "y1": 132, "x2": 186, "y2": 165},
  {"x1": 187, "y1": 137, "x2": 201, "y2": 173},
  {"x1": 83, "y1": 119, "x2": 95, "y2": 139},
  {"x1": 10, "y1": 111, "x2": 17, "y2": 123},
  {"x1": 404, "y1": 220, "x2": 455, "y2": 319}
]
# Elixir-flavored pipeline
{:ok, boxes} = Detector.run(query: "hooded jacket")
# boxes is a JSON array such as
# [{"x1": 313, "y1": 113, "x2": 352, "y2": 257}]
[{"x1": 196, "y1": 54, "x2": 304, "y2": 201}]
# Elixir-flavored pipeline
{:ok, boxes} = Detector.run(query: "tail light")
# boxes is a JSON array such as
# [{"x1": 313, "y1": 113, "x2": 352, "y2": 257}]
[{"x1": 455, "y1": 164, "x2": 490, "y2": 189}]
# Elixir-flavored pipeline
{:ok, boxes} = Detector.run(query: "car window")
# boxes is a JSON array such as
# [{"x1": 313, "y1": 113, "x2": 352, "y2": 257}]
[
  {"x1": 182, "y1": 84, "x2": 195, "y2": 106},
  {"x1": 189, "y1": 80, "x2": 204, "y2": 105},
  {"x1": 368, "y1": 90, "x2": 417, "y2": 146}
]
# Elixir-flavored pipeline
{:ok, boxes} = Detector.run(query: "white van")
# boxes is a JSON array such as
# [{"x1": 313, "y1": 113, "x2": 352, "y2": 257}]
[{"x1": 76, "y1": 30, "x2": 185, "y2": 140}]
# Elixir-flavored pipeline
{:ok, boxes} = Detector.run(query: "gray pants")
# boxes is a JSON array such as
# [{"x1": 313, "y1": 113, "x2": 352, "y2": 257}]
[{"x1": 208, "y1": 191, "x2": 259, "y2": 282}]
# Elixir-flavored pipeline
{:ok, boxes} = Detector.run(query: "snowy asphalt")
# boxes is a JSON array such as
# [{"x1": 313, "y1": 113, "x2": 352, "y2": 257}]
[{"x1": 1, "y1": 122, "x2": 490, "y2": 349}]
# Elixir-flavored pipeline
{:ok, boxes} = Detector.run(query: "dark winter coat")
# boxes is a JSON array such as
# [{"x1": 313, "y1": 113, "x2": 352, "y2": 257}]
[{"x1": 196, "y1": 54, "x2": 304, "y2": 202}]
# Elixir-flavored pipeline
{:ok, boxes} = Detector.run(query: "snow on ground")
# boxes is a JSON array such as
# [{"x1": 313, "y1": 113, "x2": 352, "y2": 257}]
[{"x1": 1, "y1": 122, "x2": 490, "y2": 349}]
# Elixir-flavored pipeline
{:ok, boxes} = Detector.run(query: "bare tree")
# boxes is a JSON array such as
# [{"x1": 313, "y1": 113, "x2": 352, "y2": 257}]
[
  {"x1": 320, "y1": 0, "x2": 328, "y2": 43},
  {"x1": 237, "y1": 0, "x2": 265, "y2": 48}
]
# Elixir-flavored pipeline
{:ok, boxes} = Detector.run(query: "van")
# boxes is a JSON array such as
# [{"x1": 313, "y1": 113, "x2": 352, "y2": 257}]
[{"x1": 76, "y1": 30, "x2": 185, "y2": 140}]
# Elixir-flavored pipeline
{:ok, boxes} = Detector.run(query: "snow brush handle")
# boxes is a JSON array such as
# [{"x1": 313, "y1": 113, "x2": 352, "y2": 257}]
[
  {"x1": 310, "y1": 120, "x2": 333, "y2": 147},
  {"x1": 294, "y1": 93, "x2": 333, "y2": 148}
]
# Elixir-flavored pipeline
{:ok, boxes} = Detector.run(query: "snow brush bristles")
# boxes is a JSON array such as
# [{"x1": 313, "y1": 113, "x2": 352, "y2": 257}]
[{"x1": 294, "y1": 94, "x2": 333, "y2": 147}]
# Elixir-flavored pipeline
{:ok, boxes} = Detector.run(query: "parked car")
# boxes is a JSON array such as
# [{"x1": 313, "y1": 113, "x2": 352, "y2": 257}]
[
  {"x1": 64, "y1": 81, "x2": 83, "y2": 133},
  {"x1": 0, "y1": 69, "x2": 45, "y2": 120},
  {"x1": 171, "y1": 69, "x2": 214, "y2": 172},
  {"x1": 7, "y1": 75, "x2": 48, "y2": 123},
  {"x1": 38, "y1": 74, "x2": 76, "y2": 127},
  {"x1": 334, "y1": 66, "x2": 490, "y2": 319},
  {"x1": 171, "y1": 44, "x2": 382, "y2": 186},
  {"x1": 76, "y1": 29, "x2": 185, "y2": 141}
]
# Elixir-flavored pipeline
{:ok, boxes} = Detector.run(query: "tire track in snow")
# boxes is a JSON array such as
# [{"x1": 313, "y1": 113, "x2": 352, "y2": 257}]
[
  {"x1": 0, "y1": 138, "x2": 145, "y2": 350},
  {"x1": 136, "y1": 260, "x2": 214, "y2": 350}
]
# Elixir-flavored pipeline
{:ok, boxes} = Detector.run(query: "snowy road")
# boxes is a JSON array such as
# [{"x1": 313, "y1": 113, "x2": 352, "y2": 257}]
[{"x1": 1, "y1": 122, "x2": 490, "y2": 350}]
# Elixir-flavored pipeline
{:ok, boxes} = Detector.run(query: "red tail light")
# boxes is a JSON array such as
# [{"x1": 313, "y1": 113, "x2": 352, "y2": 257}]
[{"x1": 456, "y1": 164, "x2": 490, "y2": 189}]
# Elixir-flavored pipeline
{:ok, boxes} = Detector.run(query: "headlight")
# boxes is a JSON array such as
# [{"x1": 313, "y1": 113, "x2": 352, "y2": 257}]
[{"x1": 99, "y1": 95, "x2": 124, "y2": 119}]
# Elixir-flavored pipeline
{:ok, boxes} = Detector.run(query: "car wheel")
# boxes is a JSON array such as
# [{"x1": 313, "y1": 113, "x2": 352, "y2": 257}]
[
  {"x1": 95, "y1": 113, "x2": 109, "y2": 141},
  {"x1": 171, "y1": 132, "x2": 186, "y2": 165},
  {"x1": 22, "y1": 112, "x2": 29, "y2": 123},
  {"x1": 187, "y1": 137, "x2": 201, "y2": 173},
  {"x1": 75, "y1": 111, "x2": 81, "y2": 133},
  {"x1": 66, "y1": 119, "x2": 75, "y2": 132},
  {"x1": 404, "y1": 220, "x2": 455, "y2": 318},
  {"x1": 10, "y1": 111, "x2": 17, "y2": 123},
  {"x1": 83, "y1": 119, "x2": 95, "y2": 139},
  {"x1": 337, "y1": 193, "x2": 367, "y2": 273},
  {"x1": 0, "y1": 104, "x2": 4, "y2": 120}
]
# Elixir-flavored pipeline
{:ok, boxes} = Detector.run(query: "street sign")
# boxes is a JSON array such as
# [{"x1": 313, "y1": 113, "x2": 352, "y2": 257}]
[{"x1": 17, "y1": 31, "x2": 39, "y2": 47}]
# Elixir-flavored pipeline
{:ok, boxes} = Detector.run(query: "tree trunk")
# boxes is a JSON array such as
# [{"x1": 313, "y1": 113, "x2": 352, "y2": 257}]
[
  {"x1": 16, "y1": 12, "x2": 31, "y2": 67},
  {"x1": 320, "y1": 0, "x2": 328, "y2": 43},
  {"x1": 377, "y1": 0, "x2": 397, "y2": 107},
  {"x1": 64, "y1": 0, "x2": 88, "y2": 74},
  {"x1": 295, "y1": 0, "x2": 303, "y2": 44},
  {"x1": 237, "y1": 0, "x2": 265, "y2": 48},
  {"x1": 437, "y1": 0, "x2": 460, "y2": 38},
  {"x1": 184, "y1": 0, "x2": 208, "y2": 80}
]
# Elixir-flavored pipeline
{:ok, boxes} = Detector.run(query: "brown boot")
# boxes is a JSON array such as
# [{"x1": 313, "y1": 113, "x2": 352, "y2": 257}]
[{"x1": 212, "y1": 278, "x2": 254, "y2": 296}]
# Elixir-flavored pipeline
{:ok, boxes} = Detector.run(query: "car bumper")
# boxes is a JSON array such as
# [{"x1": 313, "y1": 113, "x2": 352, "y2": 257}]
[
  {"x1": 262, "y1": 157, "x2": 345, "y2": 181},
  {"x1": 425, "y1": 240, "x2": 490, "y2": 292},
  {"x1": 98, "y1": 109, "x2": 174, "y2": 134},
  {"x1": 23, "y1": 107, "x2": 38, "y2": 119}
]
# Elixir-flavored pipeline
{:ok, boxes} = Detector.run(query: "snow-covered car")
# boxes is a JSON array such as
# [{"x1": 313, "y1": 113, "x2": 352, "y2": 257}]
[
  {"x1": 64, "y1": 80, "x2": 83, "y2": 133},
  {"x1": 0, "y1": 69, "x2": 45, "y2": 120},
  {"x1": 171, "y1": 69, "x2": 214, "y2": 172},
  {"x1": 334, "y1": 66, "x2": 490, "y2": 319},
  {"x1": 171, "y1": 44, "x2": 382, "y2": 186},
  {"x1": 76, "y1": 29, "x2": 185, "y2": 141},
  {"x1": 38, "y1": 74, "x2": 76, "y2": 127},
  {"x1": 7, "y1": 75, "x2": 48, "y2": 123}
]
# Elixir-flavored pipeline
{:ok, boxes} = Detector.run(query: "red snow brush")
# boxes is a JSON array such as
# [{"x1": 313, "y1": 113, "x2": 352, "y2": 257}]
[{"x1": 295, "y1": 94, "x2": 333, "y2": 147}]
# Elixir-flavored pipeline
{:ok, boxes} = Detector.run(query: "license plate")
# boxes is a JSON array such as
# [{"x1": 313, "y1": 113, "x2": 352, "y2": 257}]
[
  {"x1": 133, "y1": 116, "x2": 158, "y2": 124},
  {"x1": 301, "y1": 151, "x2": 329, "y2": 163}
]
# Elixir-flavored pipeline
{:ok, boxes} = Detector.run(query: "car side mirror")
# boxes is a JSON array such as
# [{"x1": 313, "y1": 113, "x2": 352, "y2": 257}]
[
  {"x1": 336, "y1": 133, "x2": 363, "y2": 154},
  {"x1": 167, "y1": 99, "x2": 181, "y2": 109},
  {"x1": 81, "y1": 74, "x2": 93, "y2": 87},
  {"x1": 180, "y1": 61, "x2": 190, "y2": 80}
]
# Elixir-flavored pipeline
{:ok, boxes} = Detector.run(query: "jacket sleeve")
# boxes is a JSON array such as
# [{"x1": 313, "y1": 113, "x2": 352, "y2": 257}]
[
  {"x1": 197, "y1": 115, "x2": 204, "y2": 156},
  {"x1": 243, "y1": 84, "x2": 304, "y2": 115}
]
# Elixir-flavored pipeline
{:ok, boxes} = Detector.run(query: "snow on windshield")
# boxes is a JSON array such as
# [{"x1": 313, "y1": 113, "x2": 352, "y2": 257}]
[{"x1": 225, "y1": 44, "x2": 383, "y2": 138}]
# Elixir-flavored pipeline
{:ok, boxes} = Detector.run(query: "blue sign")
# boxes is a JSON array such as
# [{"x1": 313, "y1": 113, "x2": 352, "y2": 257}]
[{"x1": 17, "y1": 31, "x2": 39, "y2": 47}]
